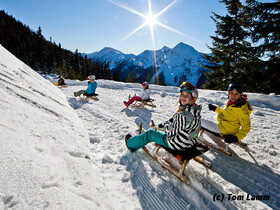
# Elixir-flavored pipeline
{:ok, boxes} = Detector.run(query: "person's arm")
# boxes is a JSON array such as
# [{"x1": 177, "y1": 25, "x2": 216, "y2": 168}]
[
  {"x1": 209, "y1": 104, "x2": 223, "y2": 114},
  {"x1": 215, "y1": 106, "x2": 223, "y2": 114},
  {"x1": 92, "y1": 81, "x2": 97, "y2": 92},
  {"x1": 158, "y1": 117, "x2": 173, "y2": 128},
  {"x1": 58, "y1": 79, "x2": 63, "y2": 85},
  {"x1": 235, "y1": 110, "x2": 251, "y2": 141},
  {"x1": 165, "y1": 111, "x2": 200, "y2": 149}
]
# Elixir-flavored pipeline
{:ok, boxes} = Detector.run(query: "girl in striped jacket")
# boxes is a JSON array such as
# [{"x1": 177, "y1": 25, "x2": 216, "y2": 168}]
[{"x1": 125, "y1": 81, "x2": 201, "y2": 152}]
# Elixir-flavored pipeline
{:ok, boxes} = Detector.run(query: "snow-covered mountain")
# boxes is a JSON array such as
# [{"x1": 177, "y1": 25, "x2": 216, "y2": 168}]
[
  {"x1": 1, "y1": 44, "x2": 280, "y2": 209},
  {"x1": 87, "y1": 47, "x2": 136, "y2": 69},
  {"x1": 86, "y1": 42, "x2": 208, "y2": 87}
]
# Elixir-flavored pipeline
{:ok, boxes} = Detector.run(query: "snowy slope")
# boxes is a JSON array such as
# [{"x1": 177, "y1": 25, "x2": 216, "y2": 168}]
[
  {"x1": 1, "y1": 44, "x2": 280, "y2": 210},
  {"x1": 49, "y1": 79, "x2": 279, "y2": 209},
  {"x1": 0, "y1": 45, "x2": 112, "y2": 209}
]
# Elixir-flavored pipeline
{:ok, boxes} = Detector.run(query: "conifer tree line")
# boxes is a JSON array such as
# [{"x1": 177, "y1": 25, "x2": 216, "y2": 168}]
[
  {"x1": 0, "y1": 10, "x2": 111, "y2": 80},
  {"x1": 203, "y1": 0, "x2": 279, "y2": 94}
]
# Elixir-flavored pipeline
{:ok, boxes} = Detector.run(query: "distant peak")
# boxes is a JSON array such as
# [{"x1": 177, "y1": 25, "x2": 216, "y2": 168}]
[
  {"x1": 101, "y1": 47, "x2": 120, "y2": 53},
  {"x1": 175, "y1": 42, "x2": 191, "y2": 48},
  {"x1": 161, "y1": 46, "x2": 171, "y2": 52},
  {"x1": 173, "y1": 42, "x2": 196, "y2": 52}
]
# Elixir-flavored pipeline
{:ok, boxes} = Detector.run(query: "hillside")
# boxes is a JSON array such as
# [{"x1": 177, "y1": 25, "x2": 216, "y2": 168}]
[{"x1": 1, "y1": 44, "x2": 280, "y2": 209}]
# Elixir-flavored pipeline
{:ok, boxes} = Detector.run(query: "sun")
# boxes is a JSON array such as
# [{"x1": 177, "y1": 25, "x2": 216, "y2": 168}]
[
  {"x1": 145, "y1": 14, "x2": 157, "y2": 26},
  {"x1": 107, "y1": 0, "x2": 198, "y2": 84},
  {"x1": 107, "y1": 0, "x2": 202, "y2": 47}
]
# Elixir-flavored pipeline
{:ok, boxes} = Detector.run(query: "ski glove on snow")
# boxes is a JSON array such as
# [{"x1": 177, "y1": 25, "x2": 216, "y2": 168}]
[
  {"x1": 208, "y1": 104, "x2": 217, "y2": 112},
  {"x1": 224, "y1": 135, "x2": 238, "y2": 143}
]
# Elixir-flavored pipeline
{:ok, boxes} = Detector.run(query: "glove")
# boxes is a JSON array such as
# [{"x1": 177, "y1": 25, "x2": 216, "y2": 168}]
[
  {"x1": 168, "y1": 118, "x2": 174, "y2": 123},
  {"x1": 159, "y1": 118, "x2": 173, "y2": 128},
  {"x1": 224, "y1": 135, "x2": 238, "y2": 143},
  {"x1": 164, "y1": 123, "x2": 173, "y2": 132},
  {"x1": 158, "y1": 123, "x2": 164, "y2": 128},
  {"x1": 208, "y1": 104, "x2": 217, "y2": 112}
]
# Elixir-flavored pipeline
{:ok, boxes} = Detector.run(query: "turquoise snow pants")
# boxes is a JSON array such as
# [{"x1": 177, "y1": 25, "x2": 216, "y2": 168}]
[{"x1": 127, "y1": 129, "x2": 170, "y2": 152}]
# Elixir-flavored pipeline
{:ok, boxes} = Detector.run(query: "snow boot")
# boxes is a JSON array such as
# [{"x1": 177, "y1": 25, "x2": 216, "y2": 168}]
[
  {"x1": 74, "y1": 92, "x2": 78, "y2": 97},
  {"x1": 125, "y1": 134, "x2": 136, "y2": 152},
  {"x1": 123, "y1": 101, "x2": 130, "y2": 107}
]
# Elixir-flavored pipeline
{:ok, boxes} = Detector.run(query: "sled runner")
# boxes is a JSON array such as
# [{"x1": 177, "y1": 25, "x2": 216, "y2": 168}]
[
  {"x1": 198, "y1": 128, "x2": 249, "y2": 157},
  {"x1": 74, "y1": 91, "x2": 99, "y2": 102},
  {"x1": 79, "y1": 94, "x2": 99, "y2": 102},
  {"x1": 128, "y1": 94, "x2": 156, "y2": 109},
  {"x1": 54, "y1": 83, "x2": 67, "y2": 88},
  {"x1": 138, "y1": 121, "x2": 211, "y2": 183}
]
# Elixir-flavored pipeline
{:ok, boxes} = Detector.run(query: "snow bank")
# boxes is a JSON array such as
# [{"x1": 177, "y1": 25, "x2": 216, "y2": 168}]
[{"x1": 0, "y1": 45, "x2": 112, "y2": 209}]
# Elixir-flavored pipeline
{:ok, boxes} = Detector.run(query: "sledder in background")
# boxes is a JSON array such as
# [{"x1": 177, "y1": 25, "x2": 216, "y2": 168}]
[
  {"x1": 74, "y1": 75, "x2": 99, "y2": 101},
  {"x1": 123, "y1": 81, "x2": 156, "y2": 108},
  {"x1": 125, "y1": 81, "x2": 210, "y2": 183},
  {"x1": 54, "y1": 76, "x2": 67, "y2": 87}
]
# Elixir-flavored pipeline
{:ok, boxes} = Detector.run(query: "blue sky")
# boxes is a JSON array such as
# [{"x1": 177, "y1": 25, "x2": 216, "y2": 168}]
[{"x1": 0, "y1": 0, "x2": 270, "y2": 55}]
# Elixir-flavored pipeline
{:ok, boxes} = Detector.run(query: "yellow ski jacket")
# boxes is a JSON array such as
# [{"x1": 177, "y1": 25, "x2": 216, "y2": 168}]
[{"x1": 215, "y1": 100, "x2": 253, "y2": 142}]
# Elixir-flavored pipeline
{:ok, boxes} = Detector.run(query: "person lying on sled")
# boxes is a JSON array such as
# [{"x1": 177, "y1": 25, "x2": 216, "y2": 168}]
[
  {"x1": 125, "y1": 81, "x2": 202, "y2": 153},
  {"x1": 55, "y1": 76, "x2": 67, "y2": 86},
  {"x1": 201, "y1": 83, "x2": 253, "y2": 144},
  {"x1": 123, "y1": 81, "x2": 151, "y2": 107},
  {"x1": 74, "y1": 75, "x2": 97, "y2": 97}
]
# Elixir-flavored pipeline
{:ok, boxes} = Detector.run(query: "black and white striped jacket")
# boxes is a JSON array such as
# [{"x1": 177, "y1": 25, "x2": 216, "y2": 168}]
[{"x1": 164, "y1": 104, "x2": 201, "y2": 151}]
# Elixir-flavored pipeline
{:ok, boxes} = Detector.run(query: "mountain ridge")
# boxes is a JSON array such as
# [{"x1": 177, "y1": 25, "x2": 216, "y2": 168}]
[{"x1": 86, "y1": 42, "x2": 208, "y2": 87}]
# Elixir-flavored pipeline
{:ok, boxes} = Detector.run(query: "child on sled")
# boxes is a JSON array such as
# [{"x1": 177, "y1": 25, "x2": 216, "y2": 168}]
[
  {"x1": 74, "y1": 75, "x2": 98, "y2": 97},
  {"x1": 123, "y1": 81, "x2": 151, "y2": 107},
  {"x1": 125, "y1": 81, "x2": 204, "y2": 155},
  {"x1": 201, "y1": 83, "x2": 253, "y2": 143},
  {"x1": 54, "y1": 76, "x2": 67, "y2": 86}
]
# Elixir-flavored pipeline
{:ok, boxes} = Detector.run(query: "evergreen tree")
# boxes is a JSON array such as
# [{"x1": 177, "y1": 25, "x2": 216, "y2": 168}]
[
  {"x1": 158, "y1": 72, "x2": 166, "y2": 86},
  {"x1": 146, "y1": 72, "x2": 151, "y2": 83},
  {"x1": 113, "y1": 69, "x2": 121, "y2": 81},
  {"x1": 131, "y1": 69, "x2": 137, "y2": 82},
  {"x1": 203, "y1": 0, "x2": 258, "y2": 91},
  {"x1": 125, "y1": 73, "x2": 133, "y2": 82},
  {"x1": 203, "y1": 0, "x2": 279, "y2": 93},
  {"x1": 246, "y1": 0, "x2": 280, "y2": 93}
]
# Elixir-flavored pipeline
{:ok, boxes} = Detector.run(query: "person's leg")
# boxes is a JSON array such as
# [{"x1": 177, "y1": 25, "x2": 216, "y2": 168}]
[
  {"x1": 74, "y1": 90, "x2": 85, "y2": 97},
  {"x1": 126, "y1": 129, "x2": 170, "y2": 152},
  {"x1": 128, "y1": 96, "x2": 142, "y2": 104}
]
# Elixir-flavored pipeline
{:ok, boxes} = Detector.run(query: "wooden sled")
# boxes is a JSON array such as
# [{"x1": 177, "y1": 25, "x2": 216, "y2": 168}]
[
  {"x1": 138, "y1": 121, "x2": 211, "y2": 183},
  {"x1": 198, "y1": 128, "x2": 249, "y2": 157},
  {"x1": 54, "y1": 83, "x2": 67, "y2": 88},
  {"x1": 128, "y1": 94, "x2": 156, "y2": 109},
  {"x1": 78, "y1": 93, "x2": 99, "y2": 102}
]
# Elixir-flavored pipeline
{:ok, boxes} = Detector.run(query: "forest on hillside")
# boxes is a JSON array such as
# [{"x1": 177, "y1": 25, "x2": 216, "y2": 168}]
[{"x1": 0, "y1": 10, "x2": 111, "y2": 81}]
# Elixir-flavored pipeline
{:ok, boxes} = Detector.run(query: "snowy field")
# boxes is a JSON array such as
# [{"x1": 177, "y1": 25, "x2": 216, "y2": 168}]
[{"x1": 1, "y1": 44, "x2": 280, "y2": 209}]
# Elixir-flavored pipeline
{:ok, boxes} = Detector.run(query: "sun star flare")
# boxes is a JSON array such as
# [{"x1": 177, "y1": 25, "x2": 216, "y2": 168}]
[{"x1": 108, "y1": 0, "x2": 198, "y2": 84}]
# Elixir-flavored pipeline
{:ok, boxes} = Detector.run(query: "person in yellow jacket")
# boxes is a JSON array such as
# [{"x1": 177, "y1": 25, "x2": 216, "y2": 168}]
[
  {"x1": 202, "y1": 83, "x2": 253, "y2": 143},
  {"x1": 54, "y1": 76, "x2": 67, "y2": 86}
]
